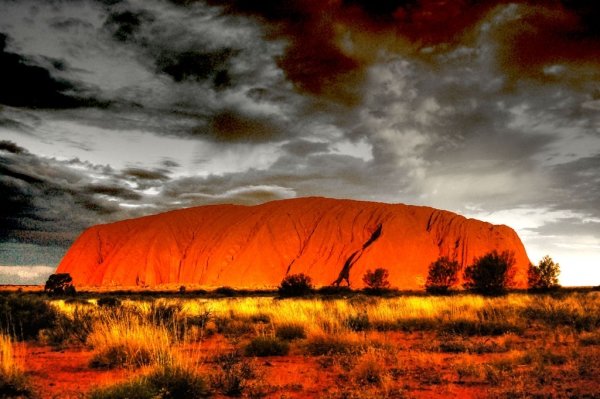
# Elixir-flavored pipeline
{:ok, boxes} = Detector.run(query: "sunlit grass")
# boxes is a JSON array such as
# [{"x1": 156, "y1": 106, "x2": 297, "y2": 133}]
[
  {"x1": 87, "y1": 311, "x2": 177, "y2": 369},
  {"x1": 23, "y1": 290, "x2": 600, "y2": 398},
  {"x1": 0, "y1": 332, "x2": 30, "y2": 396}
]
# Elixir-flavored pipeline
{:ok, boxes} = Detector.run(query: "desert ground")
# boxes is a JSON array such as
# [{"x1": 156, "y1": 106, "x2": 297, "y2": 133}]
[{"x1": 1, "y1": 289, "x2": 600, "y2": 399}]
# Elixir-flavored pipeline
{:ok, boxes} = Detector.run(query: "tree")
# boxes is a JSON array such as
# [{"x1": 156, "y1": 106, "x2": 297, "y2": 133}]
[
  {"x1": 278, "y1": 273, "x2": 313, "y2": 297},
  {"x1": 463, "y1": 250, "x2": 516, "y2": 295},
  {"x1": 425, "y1": 257, "x2": 460, "y2": 294},
  {"x1": 528, "y1": 255, "x2": 560, "y2": 291},
  {"x1": 362, "y1": 268, "x2": 390, "y2": 291},
  {"x1": 44, "y1": 273, "x2": 76, "y2": 295}
]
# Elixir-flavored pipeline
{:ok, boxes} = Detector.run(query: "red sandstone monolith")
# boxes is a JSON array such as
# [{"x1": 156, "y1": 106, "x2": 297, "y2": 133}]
[{"x1": 56, "y1": 197, "x2": 530, "y2": 289}]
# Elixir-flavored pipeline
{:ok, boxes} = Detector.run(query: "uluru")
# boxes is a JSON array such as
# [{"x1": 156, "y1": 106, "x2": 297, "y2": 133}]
[{"x1": 56, "y1": 197, "x2": 530, "y2": 290}]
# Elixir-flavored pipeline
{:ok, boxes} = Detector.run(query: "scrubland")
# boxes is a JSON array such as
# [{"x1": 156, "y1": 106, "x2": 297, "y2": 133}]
[{"x1": 1, "y1": 290, "x2": 600, "y2": 398}]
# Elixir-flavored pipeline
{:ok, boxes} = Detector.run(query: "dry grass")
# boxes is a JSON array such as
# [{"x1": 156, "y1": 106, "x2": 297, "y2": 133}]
[
  {"x1": 34, "y1": 291, "x2": 600, "y2": 398},
  {"x1": 87, "y1": 311, "x2": 177, "y2": 369},
  {"x1": 0, "y1": 332, "x2": 30, "y2": 396}
]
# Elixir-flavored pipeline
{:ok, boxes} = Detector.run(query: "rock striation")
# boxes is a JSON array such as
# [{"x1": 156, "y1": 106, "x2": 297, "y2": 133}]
[{"x1": 56, "y1": 197, "x2": 531, "y2": 289}]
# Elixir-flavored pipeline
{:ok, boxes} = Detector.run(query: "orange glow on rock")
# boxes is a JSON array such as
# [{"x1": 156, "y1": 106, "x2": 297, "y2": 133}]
[{"x1": 56, "y1": 197, "x2": 530, "y2": 290}]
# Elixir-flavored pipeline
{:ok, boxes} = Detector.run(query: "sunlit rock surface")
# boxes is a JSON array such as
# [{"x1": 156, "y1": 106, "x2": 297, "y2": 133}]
[{"x1": 57, "y1": 197, "x2": 530, "y2": 289}]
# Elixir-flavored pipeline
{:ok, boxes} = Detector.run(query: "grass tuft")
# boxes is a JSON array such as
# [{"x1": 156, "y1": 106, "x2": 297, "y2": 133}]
[
  {"x1": 89, "y1": 365, "x2": 210, "y2": 399},
  {"x1": 244, "y1": 336, "x2": 289, "y2": 357}
]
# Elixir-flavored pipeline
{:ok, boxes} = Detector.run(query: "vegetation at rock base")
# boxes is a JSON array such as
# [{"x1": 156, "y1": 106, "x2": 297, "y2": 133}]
[
  {"x1": 2, "y1": 281, "x2": 599, "y2": 399},
  {"x1": 362, "y1": 268, "x2": 391, "y2": 291},
  {"x1": 277, "y1": 273, "x2": 314, "y2": 297},
  {"x1": 463, "y1": 250, "x2": 516, "y2": 295},
  {"x1": 426, "y1": 257, "x2": 461, "y2": 294},
  {"x1": 89, "y1": 365, "x2": 210, "y2": 399},
  {"x1": 528, "y1": 255, "x2": 561, "y2": 291},
  {"x1": 44, "y1": 273, "x2": 76, "y2": 295}
]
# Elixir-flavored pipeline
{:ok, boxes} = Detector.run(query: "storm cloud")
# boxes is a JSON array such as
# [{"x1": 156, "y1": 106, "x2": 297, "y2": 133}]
[{"x1": 0, "y1": 0, "x2": 598, "y2": 286}]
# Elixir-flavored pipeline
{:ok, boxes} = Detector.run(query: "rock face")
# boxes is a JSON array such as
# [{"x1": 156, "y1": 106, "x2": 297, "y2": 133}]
[{"x1": 56, "y1": 197, "x2": 530, "y2": 289}]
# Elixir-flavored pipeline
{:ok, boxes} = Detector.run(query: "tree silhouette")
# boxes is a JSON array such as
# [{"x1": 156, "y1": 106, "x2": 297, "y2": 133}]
[
  {"x1": 528, "y1": 255, "x2": 560, "y2": 291},
  {"x1": 463, "y1": 251, "x2": 515, "y2": 295},
  {"x1": 426, "y1": 257, "x2": 460, "y2": 294}
]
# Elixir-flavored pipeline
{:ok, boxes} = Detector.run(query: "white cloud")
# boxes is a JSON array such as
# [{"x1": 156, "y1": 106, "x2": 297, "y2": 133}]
[{"x1": 0, "y1": 266, "x2": 55, "y2": 285}]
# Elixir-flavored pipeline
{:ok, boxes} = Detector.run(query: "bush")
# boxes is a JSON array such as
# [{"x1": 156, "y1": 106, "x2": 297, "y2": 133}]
[
  {"x1": 42, "y1": 306, "x2": 96, "y2": 346},
  {"x1": 215, "y1": 286, "x2": 237, "y2": 297},
  {"x1": 528, "y1": 255, "x2": 560, "y2": 291},
  {"x1": 425, "y1": 257, "x2": 460, "y2": 294},
  {"x1": 352, "y1": 351, "x2": 388, "y2": 386},
  {"x1": 89, "y1": 366, "x2": 210, "y2": 399},
  {"x1": 0, "y1": 295, "x2": 58, "y2": 340},
  {"x1": 0, "y1": 333, "x2": 32, "y2": 398},
  {"x1": 463, "y1": 250, "x2": 516, "y2": 295},
  {"x1": 97, "y1": 297, "x2": 121, "y2": 308},
  {"x1": 316, "y1": 285, "x2": 353, "y2": 296},
  {"x1": 149, "y1": 301, "x2": 182, "y2": 326},
  {"x1": 302, "y1": 335, "x2": 358, "y2": 356},
  {"x1": 275, "y1": 323, "x2": 306, "y2": 341},
  {"x1": 244, "y1": 336, "x2": 289, "y2": 357},
  {"x1": 210, "y1": 351, "x2": 257, "y2": 396},
  {"x1": 345, "y1": 313, "x2": 370, "y2": 332},
  {"x1": 278, "y1": 273, "x2": 313, "y2": 298},
  {"x1": 44, "y1": 273, "x2": 76, "y2": 295},
  {"x1": 362, "y1": 268, "x2": 390, "y2": 291}
]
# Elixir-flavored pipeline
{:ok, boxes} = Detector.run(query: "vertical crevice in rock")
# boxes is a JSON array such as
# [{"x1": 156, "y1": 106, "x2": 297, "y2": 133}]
[
  {"x1": 178, "y1": 231, "x2": 196, "y2": 282},
  {"x1": 96, "y1": 231, "x2": 104, "y2": 264},
  {"x1": 333, "y1": 224, "x2": 382, "y2": 286},
  {"x1": 285, "y1": 213, "x2": 326, "y2": 276}
]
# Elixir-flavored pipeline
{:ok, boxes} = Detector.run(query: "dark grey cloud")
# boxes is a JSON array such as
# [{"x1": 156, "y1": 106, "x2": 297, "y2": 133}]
[
  {"x1": 104, "y1": 9, "x2": 155, "y2": 42},
  {"x1": 50, "y1": 17, "x2": 95, "y2": 32},
  {"x1": 155, "y1": 48, "x2": 238, "y2": 86},
  {"x1": 550, "y1": 154, "x2": 600, "y2": 216},
  {"x1": 0, "y1": 32, "x2": 106, "y2": 109},
  {"x1": 532, "y1": 217, "x2": 600, "y2": 237},
  {"x1": 281, "y1": 139, "x2": 329, "y2": 157},
  {"x1": 122, "y1": 167, "x2": 169, "y2": 181},
  {"x1": 0, "y1": 0, "x2": 599, "y2": 283},
  {"x1": 0, "y1": 149, "x2": 125, "y2": 247},
  {"x1": 83, "y1": 184, "x2": 143, "y2": 201},
  {"x1": 0, "y1": 140, "x2": 26, "y2": 154}
]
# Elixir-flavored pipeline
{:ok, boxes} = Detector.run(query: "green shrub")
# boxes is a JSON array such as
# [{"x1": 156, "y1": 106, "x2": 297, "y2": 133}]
[
  {"x1": 278, "y1": 273, "x2": 313, "y2": 298},
  {"x1": 244, "y1": 336, "x2": 289, "y2": 357},
  {"x1": 89, "y1": 366, "x2": 210, "y2": 399},
  {"x1": 275, "y1": 323, "x2": 306, "y2": 341},
  {"x1": 316, "y1": 285, "x2": 353, "y2": 296},
  {"x1": 0, "y1": 295, "x2": 58, "y2": 341},
  {"x1": 345, "y1": 313, "x2": 370, "y2": 332},
  {"x1": 352, "y1": 354, "x2": 387, "y2": 386},
  {"x1": 463, "y1": 250, "x2": 516, "y2": 295},
  {"x1": 42, "y1": 306, "x2": 96, "y2": 346},
  {"x1": 441, "y1": 319, "x2": 521, "y2": 336},
  {"x1": 521, "y1": 300, "x2": 600, "y2": 331},
  {"x1": 97, "y1": 297, "x2": 121, "y2": 308},
  {"x1": 89, "y1": 344, "x2": 152, "y2": 369},
  {"x1": 215, "y1": 286, "x2": 237, "y2": 297},
  {"x1": 44, "y1": 273, "x2": 76, "y2": 295},
  {"x1": 302, "y1": 335, "x2": 358, "y2": 356},
  {"x1": 149, "y1": 301, "x2": 182, "y2": 325},
  {"x1": 214, "y1": 317, "x2": 254, "y2": 338},
  {"x1": 362, "y1": 268, "x2": 390, "y2": 291},
  {"x1": 210, "y1": 351, "x2": 257, "y2": 396},
  {"x1": 528, "y1": 255, "x2": 560, "y2": 291},
  {"x1": 425, "y1": 257, "x2": 460, "y2": 294}
]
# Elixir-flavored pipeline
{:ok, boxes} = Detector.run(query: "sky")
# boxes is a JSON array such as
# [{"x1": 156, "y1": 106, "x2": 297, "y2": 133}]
[{"x1": 0, "y1": 0, "x2": 599, "y2": 286}]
